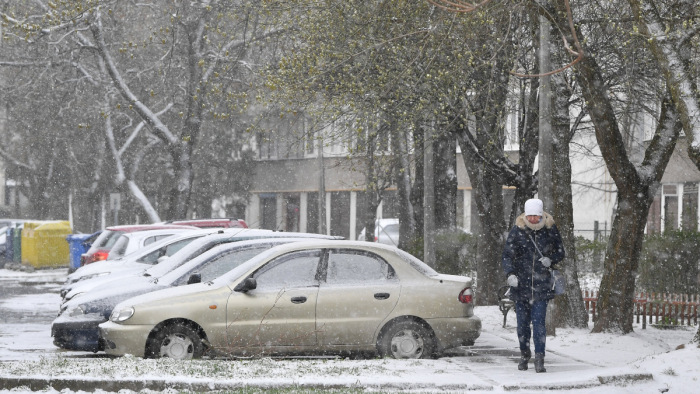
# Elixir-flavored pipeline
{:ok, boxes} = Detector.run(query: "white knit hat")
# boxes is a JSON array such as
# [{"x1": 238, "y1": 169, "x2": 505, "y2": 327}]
[{"x1": 524, "y1": 198, "x2": 543, "y2": 216}]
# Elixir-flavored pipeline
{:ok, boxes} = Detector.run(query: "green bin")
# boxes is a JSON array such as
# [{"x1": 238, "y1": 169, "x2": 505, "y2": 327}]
[{"x1": 12, "y1": 228, "x2": 22, "y2": 263}]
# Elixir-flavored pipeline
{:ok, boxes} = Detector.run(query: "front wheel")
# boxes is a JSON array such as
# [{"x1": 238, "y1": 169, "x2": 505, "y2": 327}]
[
  {"x1": 378, "y1": 320, "x2": 436, "y2": 359},
  {"x1": 146, "y1": 323, "x2": 204, "y2": 359}
]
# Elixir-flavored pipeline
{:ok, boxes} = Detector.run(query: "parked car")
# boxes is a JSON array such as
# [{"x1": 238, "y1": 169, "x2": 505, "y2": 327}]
[
  {"x1": 375, "y1": 218, "x2": 399, "y2": 246},
  {"x1": 105, "y1": 228, "x2": 201, "y2": 261},
  {"x1": 61, "y1": 229, "x2": 214, "y2": 298},
  {"x1": 61, "y1": 229, "x2": 343, "y2": 303},
  {"x1": 166, "y1": 218, "x2": 248, "y2": 229},
  {"x1": 99, "y1": 240, "x2": 480, "y2": 360},
  {"x1": 53, "y1": 238, "x2": 314, "y2": 352},
  {"x1": 80, "y1": 224, "x2": 199, "y2": 266}
]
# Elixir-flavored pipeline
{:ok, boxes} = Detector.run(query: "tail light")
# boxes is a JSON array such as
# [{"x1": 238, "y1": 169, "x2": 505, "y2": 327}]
[
  {"x1": 458, "y1": 287, "x2": 473, "y2": 304},
  {"x1": 85, "y1": 251, "x2": 109, "y2": 265}
]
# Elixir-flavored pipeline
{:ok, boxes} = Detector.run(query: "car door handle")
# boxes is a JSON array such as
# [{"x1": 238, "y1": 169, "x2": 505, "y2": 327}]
[
  {"x1": 291, "y1": 296, "x2": 307, "y2": 304},
  {"x1": 374, "y1": 293, "x2": 390, "y2": 300}
]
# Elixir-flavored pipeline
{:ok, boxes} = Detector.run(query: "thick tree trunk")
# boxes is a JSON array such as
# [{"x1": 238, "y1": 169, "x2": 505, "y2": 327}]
[{"x1": 592, "y1": 191, "x2": 649, "y2": 333}]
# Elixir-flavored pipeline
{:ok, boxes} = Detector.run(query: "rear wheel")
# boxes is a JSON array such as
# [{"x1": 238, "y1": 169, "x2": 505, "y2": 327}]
[
  {"x1": 147, "y1": 323, "x2": 203, "y2": 360},
  {"x1": 378, "y1": 320, "x2": 436, "y2": 359}
]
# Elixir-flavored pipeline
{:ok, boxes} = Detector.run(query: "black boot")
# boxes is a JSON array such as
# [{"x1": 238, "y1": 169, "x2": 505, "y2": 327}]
[
  {"x1": 518, "y1": 349, "x2": 531, "y2": 371},
  {"x1": 534, "y1": 353, "x2": 546, "y2": 373}
]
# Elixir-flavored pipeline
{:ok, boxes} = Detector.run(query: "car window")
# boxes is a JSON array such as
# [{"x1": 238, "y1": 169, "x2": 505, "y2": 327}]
[
  {"x1": 383, "y1": 224, "x2": 399, "y2": 236},
  {"x1": 325, "y1": 249, "x2": 396, "y2": 285},
  {"x1": 395, "y1": 249, "x2": 438, "y2": 276},
  {"x1": 164, "y1": 238, "x2": 197, "y2": 257},
  {"x1": 174, "y1": 245, "x2": 271, "y2": 285},
  {"x1": 136, "y1": 238, "x2": 198, "y2": 265},
  {"x1": 108, "y1": 235, "x2": 129, "y2": 258},
  {"x1": 94, "y1": 230, "x2": 121, "y2": 248},
  {"x1": 253, "y1": 250, "x2": 322, "y2": 290},
  {"x1": 144, "y1": 234, "x2": 169, "y2": 246}
]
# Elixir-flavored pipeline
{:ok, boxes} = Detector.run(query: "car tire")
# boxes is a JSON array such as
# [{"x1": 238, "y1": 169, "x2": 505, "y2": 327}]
[
  {"x1": 147, "y1": 323, "x2": 204, "y2": 360},
  {"x1": 378, "y1": 320, "x2": 436, "y2": 359}
]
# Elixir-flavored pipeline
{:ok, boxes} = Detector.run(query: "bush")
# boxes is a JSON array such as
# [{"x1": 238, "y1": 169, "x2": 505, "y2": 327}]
[
  {"x1": 434, "y1": 229, "x2": 477, "y2": 276},
  {"x1": 638, "y1": 230, "x2": 700, "y2": 294},
  {"x1": 406, "y1": 229, "x2": 477, "y2": 276},
  {"x1": 574, "y1": 236, "x2": 607, "y2": 273}
]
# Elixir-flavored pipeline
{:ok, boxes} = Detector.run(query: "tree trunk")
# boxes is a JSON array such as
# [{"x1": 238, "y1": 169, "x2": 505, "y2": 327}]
[
  {"x1": 592, "y1": 190, "x2": 650, "y2": 332},
  {"x1": 393, "y1": 126, "x2": 416, "y2": 250},
  {"x1": 434, "y1": 129, "x2": 457, "y2": 231},
  {"x1": 411, "y1": 125, "x2": 425, "y2": 245},
  {"x1": 551, "y1": 71, "x2": 588, "y2": 329},
  {"x1": 361, "y1": 137, "x2": 381, "y2": 242}
]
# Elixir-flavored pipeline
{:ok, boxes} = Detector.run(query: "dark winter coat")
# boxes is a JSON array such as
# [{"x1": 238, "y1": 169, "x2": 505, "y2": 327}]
[{"x1": 502, "y1": 212, "x2": 565, "y2": 302}]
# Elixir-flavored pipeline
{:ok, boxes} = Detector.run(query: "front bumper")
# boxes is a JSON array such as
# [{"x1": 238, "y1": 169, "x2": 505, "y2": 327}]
[
  {"x1": 99, "y1": 320, "x2": 153, "y2": 358},
  {"x1": 51, "y1": 317, "x2": 105, "y2": 352}
]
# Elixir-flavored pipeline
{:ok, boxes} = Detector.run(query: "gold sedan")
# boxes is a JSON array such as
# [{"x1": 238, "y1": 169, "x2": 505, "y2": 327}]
[{"x1": 99, "y1": 240, "x2": 481, "y2": 359}]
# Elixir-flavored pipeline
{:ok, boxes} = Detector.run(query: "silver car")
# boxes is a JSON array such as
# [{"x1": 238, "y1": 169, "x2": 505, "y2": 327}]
[{"x1": 99, "y1": 240, "x2": 480, "y2": 360}]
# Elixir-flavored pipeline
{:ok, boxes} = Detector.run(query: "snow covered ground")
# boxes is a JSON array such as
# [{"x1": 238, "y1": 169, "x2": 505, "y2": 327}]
[{"x1": 0, "y1": 267, "x2": 698, "y2": 393}]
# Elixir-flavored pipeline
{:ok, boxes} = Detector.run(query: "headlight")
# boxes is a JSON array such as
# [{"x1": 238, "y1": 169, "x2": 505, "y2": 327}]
[
  {"x1": 110, "y1": 307, "x2": 135, "y2": 322},
  {"x1": 69, "y1": 305, "x2": 86, "y2": 317}
]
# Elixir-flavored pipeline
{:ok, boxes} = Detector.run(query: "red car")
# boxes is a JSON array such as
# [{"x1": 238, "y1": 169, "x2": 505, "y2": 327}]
[
  {"x1": 167, "y1": 218, "x2": 248, "y2": 228},
  {"x1": 80, "y1": 224, "x2": 198, "y2": 266}
]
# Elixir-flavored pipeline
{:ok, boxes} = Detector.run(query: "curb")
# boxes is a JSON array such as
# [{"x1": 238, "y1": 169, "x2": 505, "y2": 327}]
[{"x1": 0, "y1": 373, "x2": 655, "y2": 393}]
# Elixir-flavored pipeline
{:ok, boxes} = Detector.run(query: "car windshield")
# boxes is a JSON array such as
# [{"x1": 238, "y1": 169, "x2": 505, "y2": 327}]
[
  {"x1": 163, "y1": 243, "x2": 279, "y2": 286},
  {"x1": 212, "y1": 247, "x2": 283, "y2": 286}
]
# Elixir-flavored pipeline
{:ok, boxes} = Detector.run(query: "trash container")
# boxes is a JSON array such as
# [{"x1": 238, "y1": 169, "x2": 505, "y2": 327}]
[
  {"x1": 21, "y1": 221, "x2": 72, "y2": 268},
  {"x1": 66, "y1": 233, "x2": 95, "y2": 272},
  {"x1": 5, "y1": 227, "x2": 13, "y2": 261},
  {"x1": 13, "y1": 227, "x2": 22, "y2": 263}
]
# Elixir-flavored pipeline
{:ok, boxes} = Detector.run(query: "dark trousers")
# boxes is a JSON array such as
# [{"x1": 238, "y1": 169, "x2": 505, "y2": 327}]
[{"x1": 515, "y1": 299, "x2": 549, "y2": 354}]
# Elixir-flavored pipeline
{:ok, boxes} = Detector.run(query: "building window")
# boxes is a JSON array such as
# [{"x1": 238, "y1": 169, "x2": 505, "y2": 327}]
[
  {"x1": 330, "y1": 191, "x2": 351, "y2": 239},
  {"x1": 647, "y1": 183, "x2": 699, "y2": 234},
  {"x1": 284, "y1": 194, "x2": 300, "y2": 232},
  {"x1": 663, "y1": 184, "x2": 679, "y2": 231},
  {"x1": 260, "y1": 194, "x2": 277, "y2": 230},
  {"x1": 306, "y1": 192, "x2": 319, "y2": 234},
  {"x1": 257, "y1": 113, "x2": 307, "y2": 160},
  {"x1": 682, "y1": 183, "x2": 698, "y2": 231}
]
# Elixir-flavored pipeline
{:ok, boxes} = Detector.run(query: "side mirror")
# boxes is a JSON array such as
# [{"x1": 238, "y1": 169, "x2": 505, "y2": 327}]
[
  {"x1": 187, "y1": 273, "x2": 202, "y2": 285},
  {"x1": 157, "y1": 256, "x2": 168, "y2": 264},
  {"x1": 234, "y1": 277, "x2": 257, "y2": 293}
]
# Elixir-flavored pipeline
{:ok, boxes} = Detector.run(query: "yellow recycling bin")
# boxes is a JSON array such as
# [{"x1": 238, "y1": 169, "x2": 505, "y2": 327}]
[{"x1": 21, "y1": 221, "x2": 72, "y2": 268}]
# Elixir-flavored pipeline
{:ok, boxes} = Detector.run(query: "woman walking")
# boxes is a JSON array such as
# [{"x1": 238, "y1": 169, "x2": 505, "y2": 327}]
[{"x1": 502, "y1": 198, "x2": 565, "y2": 373}]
